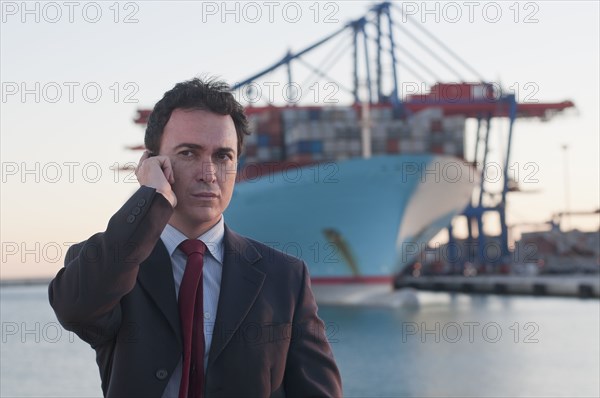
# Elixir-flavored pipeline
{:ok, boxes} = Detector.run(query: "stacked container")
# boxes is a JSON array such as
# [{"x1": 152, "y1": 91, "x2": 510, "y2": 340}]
[
  {"x1": 244, "y1": 107, "x2": 284, "y2": 164},
  {"x1": 243, "y1": 105, "x2": 466, "y2": 164}
]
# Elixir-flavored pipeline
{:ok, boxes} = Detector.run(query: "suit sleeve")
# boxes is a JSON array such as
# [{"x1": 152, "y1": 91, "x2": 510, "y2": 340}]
[
  {"x1": 48, "y1": 186, "x2": 173, "y2": 347},
  {"x1": 284, "y1": 262, "x2": 343, "y2": 397}
]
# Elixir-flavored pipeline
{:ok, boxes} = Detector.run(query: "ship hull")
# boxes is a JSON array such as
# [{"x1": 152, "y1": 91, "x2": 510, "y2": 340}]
[{"x1": 225, "y1": 154, "x2": 477, "y2": 284}]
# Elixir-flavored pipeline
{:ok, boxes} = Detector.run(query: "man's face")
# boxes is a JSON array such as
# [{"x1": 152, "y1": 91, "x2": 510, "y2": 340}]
[{"x1": 159, "y1": 108, "x2": 237, "y2": 237}]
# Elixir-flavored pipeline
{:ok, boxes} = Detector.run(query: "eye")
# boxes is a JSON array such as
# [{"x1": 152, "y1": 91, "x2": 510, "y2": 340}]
[
  {"x1": 179, "y1": 150, "x2": 194, "y2": 158},
  {"x1": 216, "y1": 152, "x2": 233, "y2": 161}
]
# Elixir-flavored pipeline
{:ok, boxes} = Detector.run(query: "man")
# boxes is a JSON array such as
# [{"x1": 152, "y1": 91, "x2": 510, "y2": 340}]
[{"x1": 48, "y1": 77, "x2": 343, "y2": 397}]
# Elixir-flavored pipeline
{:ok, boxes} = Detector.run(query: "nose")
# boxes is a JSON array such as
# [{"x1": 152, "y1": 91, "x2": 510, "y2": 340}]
[{"x1": 196, "y1": 160, "x2": 217, "y2": 183}]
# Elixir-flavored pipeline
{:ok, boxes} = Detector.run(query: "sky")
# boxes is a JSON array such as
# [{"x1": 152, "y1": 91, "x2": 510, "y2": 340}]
[{"x1": 1, "y1": 1, "x2": 599, "y2": 280}]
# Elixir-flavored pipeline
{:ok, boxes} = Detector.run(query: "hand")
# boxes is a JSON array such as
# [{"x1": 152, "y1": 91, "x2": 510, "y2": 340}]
[{"x1": 135, "y1": 151, "x2": 177, "y2": 207}]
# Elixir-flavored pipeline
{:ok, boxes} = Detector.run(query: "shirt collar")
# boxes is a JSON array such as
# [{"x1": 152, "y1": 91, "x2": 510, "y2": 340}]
[{"x1": 160, "y1": 216, "x2": 225, "y2": 264}]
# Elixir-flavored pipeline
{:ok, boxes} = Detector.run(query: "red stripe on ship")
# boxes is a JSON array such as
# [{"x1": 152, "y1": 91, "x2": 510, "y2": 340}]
[{"x1": 311, "y1": 276, "x2": 394, "y2": 285}]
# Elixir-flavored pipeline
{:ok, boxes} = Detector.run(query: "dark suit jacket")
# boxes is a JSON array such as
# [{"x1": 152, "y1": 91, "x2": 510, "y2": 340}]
[{"x1": 48, "y1": 186, "x2": 342, "y2": 397}]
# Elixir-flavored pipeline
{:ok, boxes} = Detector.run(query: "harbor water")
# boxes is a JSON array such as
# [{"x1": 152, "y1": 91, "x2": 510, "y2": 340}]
[{"x1": 1, "y1": 284, "x2": 599, "y2": 397}]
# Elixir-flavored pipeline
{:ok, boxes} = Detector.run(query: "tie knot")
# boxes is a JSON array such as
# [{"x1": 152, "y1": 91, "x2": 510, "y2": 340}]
[{"x1": 179, "y1": 239, "x2": 207, "y2": 257}]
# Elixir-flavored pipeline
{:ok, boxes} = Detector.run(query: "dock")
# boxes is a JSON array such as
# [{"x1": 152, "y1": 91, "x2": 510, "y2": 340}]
[{"x1": 395, "y1": 275, "x2": 600, "y2": 298}]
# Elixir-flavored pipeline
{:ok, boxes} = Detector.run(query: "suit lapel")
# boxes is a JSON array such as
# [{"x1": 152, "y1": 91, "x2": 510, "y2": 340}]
[
  {"x1": 137, "y1": 240, "x2": 182, "y2": 343},
  {"x1": 208, "y1": 225, "x2": 265, "y2": 367}
]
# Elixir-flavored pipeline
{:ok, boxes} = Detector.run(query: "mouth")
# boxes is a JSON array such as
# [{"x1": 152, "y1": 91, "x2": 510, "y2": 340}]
[{"x1": 191, "y1": 192, "x2": 219, "y2": 199}]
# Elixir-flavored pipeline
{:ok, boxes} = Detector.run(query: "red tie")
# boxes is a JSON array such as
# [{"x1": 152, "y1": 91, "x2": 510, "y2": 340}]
[{"x1": 178, "y1": 239, "x2": 207, "y2": 398}]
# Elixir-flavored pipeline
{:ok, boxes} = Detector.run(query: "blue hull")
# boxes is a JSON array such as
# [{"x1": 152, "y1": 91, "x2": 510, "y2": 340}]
[{"x1": 225, "y1": 154, "x2": 476, "y2": 279}]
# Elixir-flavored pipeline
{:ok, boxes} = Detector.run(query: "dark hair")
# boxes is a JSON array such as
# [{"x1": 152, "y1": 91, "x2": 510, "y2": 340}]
[{"x1": 145, "y1": 77, "x2": 249, "y2": 157}]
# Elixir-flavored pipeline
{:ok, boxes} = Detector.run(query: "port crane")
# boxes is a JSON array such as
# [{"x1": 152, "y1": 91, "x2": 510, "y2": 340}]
[{"x1": 133, "y1": 2, "x2": 575, "y2": 272}]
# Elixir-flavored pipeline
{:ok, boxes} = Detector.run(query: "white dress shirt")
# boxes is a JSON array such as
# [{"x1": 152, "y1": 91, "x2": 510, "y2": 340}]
[{"x1": 160, "y1": 216, "x2": 225, "y2": 398}]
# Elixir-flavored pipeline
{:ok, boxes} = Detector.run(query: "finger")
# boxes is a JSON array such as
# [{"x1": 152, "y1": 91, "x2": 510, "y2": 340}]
[
  {"x1": 136, "y1": 151, "x2": 150, "y2": 172},
  {"x1": 139, "y1": 150, "x2": 150, "y2": 163},
  {"x1": 156, "y1": 156, "x2": 174, "y2": 184},
  {"x1": 164, "y1": 158, "x2": 175, "y2": 184}
]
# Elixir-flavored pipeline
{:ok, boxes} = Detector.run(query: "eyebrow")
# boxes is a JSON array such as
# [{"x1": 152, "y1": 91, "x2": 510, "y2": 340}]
[{"x1": 173, "y1": 143, "x2": 235, "y2": 154}]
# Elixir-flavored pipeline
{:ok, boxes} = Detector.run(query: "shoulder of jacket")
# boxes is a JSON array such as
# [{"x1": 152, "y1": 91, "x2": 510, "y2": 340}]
[{"x1": 231, "y1": 231, "x2": 306, "y2": 271}]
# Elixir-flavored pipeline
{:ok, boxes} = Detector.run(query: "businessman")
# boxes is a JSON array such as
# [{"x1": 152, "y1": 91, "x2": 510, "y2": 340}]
[{"x1": 49, "y1": 77, "x2": 343, "y2": 397}]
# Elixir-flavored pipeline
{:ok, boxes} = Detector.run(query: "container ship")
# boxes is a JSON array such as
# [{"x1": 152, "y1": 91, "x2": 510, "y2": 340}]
[{"x1": 226, "y1": 98, "x2": 476, "y2": 287}]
